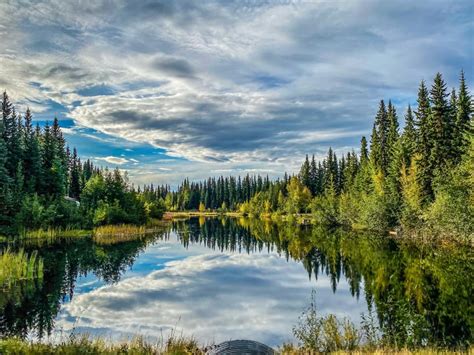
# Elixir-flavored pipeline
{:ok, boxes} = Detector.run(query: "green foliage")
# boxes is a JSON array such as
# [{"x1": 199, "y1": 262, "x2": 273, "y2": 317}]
[
  {"x1": 311, "y1": 182, "x2": 339, "y2": 227},
  {"x1": 423, "y1": 134, "x2": 474, "y2": 240},
  {"x1": 293, "y1": 291, "x2": 361, "y2": 352},
  {"x1": 286, "y1": 176, "x2": 312, "y2": 214},
  {"x1": 15, "y1": 194, "x2": 44, "y2": 230}
]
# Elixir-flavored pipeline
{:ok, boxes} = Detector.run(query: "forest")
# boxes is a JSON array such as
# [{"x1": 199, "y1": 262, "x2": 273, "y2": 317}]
[
  {"x1": 0, "y1": 93, "x2": 165, "y2": 236},
  {"x1": 157, "y1": 71, "x2": 473, "y2": 242},
  {"x1": 1, "y1": 71, "x2": 472, "y2": 242}
]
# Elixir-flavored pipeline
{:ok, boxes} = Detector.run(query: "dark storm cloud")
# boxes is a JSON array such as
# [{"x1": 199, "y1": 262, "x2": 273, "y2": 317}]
[{"x1": 150, "y1": 57, "x2": 196, "y2": 78}]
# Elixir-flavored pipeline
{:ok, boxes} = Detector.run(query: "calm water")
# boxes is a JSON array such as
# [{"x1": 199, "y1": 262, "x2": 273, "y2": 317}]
[{"x1": 1, "y1": 218, "x2": 472, "y2": 347}]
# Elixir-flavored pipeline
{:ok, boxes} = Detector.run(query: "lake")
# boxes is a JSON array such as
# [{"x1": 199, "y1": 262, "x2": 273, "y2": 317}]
[{"x1": 0, "y1": 217, "x2": 472, "y2": 347}]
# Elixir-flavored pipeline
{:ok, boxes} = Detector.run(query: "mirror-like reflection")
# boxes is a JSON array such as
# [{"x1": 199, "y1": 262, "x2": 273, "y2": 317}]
[{"x1": 0, "y1": 217, "x2": 472, "y2": 347}]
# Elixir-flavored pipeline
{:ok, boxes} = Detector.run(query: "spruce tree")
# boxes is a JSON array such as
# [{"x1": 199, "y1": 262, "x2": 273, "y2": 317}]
[
  {"x1": 22, "y1": 108, "x2": 40, "y2": 193},
  {"x1": 2, "y1": 92, "x2": 21, "y2": 179},
  {"x1": 414, "y1": 80, "x2": 432, "y2": 201},
  {"x1": 369, "y1": 123, "x2": 380, "y2": 167},
  {"x1": 299, "y1": 155, "x2": 311, "y2": 191},
  {"x1": 360, "y1": 136, "x2": 368, "y2": 166},
  {"x1": 402, "y1": 105, "x2": 416, "y2": 160},
  {"x1": 0, "y1": 123, "x2": 9, "y2": 187},
  {"x1": 455, "y1": 70, "x2": 472, "y2": 155},
  {"x1": 429, "y1": 73, "x2": 453, "y2": 173},
  {"x1": 387, "y1": 100, "x2": 400, "y2": 159},
  {"x1": 309, "y1": 155, "x2": 318, "y2": 195},
  {"x1": 69, "y1": 148, "x2": 81, "y2": 199},
  {"x1": 375, "y1": 100, "x2": 389, "y2": 173}
]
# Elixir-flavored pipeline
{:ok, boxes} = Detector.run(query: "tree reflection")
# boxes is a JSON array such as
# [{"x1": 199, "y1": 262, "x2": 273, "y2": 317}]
[{"x1": 0, "y1": 218, "x2": 471, "y2": 346}]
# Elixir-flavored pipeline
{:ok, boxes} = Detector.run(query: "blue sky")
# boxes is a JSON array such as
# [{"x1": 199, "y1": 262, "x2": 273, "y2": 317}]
[{"x1": 0, "y1": 0, "x2": 472, "y2": 186}]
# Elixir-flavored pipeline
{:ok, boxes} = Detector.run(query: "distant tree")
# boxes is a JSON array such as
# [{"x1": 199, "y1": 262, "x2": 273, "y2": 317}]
[
  {"x1": 299, "y1": 155, "x2": 311, "y2": 191},
  {"x1": 360, "y1": 136, "x2": 369, "y2": 166},
  {"x1": 401, "y1": 105, "x2": 416, "y2": 162}
]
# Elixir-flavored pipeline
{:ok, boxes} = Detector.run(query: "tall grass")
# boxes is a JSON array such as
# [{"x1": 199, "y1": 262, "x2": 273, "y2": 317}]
[
  {"x1": 0, "y1": 334, "x2": 203, "y2": 354},
  {"x1": 22, "y1": 228, "x2": 90, "y2": 246},
  {"x1": 0, "y1": 248, "x2": 43, "y2": 288},
  {"x1": 93, "y1": 224, "x2": 164, "y2": 245},
  {"x1": 287, "y1": 291, "x2": 470, "y2": 353}
]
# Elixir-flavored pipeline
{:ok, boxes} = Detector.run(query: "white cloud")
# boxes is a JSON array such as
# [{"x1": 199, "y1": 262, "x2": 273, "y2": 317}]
[{"x1": 95, "y1": 156, "x2": 129, "y2": 165}]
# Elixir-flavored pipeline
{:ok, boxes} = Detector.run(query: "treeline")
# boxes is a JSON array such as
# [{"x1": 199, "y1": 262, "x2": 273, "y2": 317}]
[
  {"x1": 159, "y1": 175, "x2": 276, "y2": 211},
  {"x1": 302, "y1": 71, "x2": 473, "y2": 238},
  {"x1": 0, "y1": 92, "x2": 164, "y2": 235},
  {"x1": 163, "y1": 71, "x2": 473, "y2": 240}
]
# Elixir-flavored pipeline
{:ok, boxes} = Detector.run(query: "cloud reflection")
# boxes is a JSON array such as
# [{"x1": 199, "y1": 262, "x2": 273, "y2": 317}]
[{"x1": 53, "y1": 237, "x2": 368, "y2": 347}]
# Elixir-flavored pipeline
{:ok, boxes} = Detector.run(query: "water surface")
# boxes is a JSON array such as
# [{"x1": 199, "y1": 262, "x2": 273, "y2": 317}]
[{"x1": 0, "y1": 217, "x2": 472, "y2": 347}]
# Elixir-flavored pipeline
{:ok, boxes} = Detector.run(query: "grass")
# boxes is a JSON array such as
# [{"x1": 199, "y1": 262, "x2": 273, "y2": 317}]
[
  {"x1": 279, "y1": 346, "x2": 472, "y2": 354},
  {"x1": 93, "y1": 224, "x2": 166, "y2": 245},
  {"x1": 22, "y1": 228, "x2": 91, "y2": 246},
  {"x1": 0, "y1": 334, "x2": 203, "y2": 354},
  {"x1": 0, "y1": 336, "x2": 469, "y2": 355},
  {"x1": 0, "y1": 248, "x2": 43, "y2": 288}
]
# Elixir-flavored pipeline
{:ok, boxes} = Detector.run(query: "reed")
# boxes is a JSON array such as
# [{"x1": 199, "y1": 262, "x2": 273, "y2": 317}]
[
  {"x1": 93, "y1": 224, "x2": 161, "y2": 245},
  {"x1": 21, "y1": 228, "x2": 90, "y2": 246},
  {"x1": 0, "y1": 248, "x2": 43, "y2": 288}
]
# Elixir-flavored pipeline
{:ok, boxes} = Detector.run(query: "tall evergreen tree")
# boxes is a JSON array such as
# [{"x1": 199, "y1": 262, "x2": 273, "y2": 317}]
[
  {"x1": 387, "y1": 100, "x2": 400, "y2": 159},
  {"x1": 414, "y1": 80, "x2": 432, "y2": 201},
  {"x1": 401, "y1": 105, "x2": 416, "y2": 163},
  {"x1": 2, "y1": 92, "x2": 21, "y2": 179},
  {"x1": 0, "y1": 122, "x2": 9, "y2": 187},
  {"x1": 371, "y1": 100, "x2": 389, "y2": 173},
  {"x1": 369, "y1": 123, "x2": 380, "y2": 167},
  {"x1": 309, "y1": 155, "x2": 318, "y2": 195},
  {"x1": 455, "y1": 70, "x2": 472, "y2": 154},
  {"x1": 299, "y1": 155, "x2": 311, "y2": 191},
  {"x1": 22, "y1": 108, "x2": 41, "y2": 193},
  {"x1": 69, "y1": 148, "x2": 81, "y2": 199},
  {"x1": 360, "y1": 136, "x2": 368, "y2": 166},
  {"x1": 429, "y1": 73, "x2": 453, "y2": 172}
]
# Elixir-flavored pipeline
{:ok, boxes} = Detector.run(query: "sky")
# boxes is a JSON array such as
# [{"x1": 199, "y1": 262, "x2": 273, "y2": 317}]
[{"x1": 0, "y1": 0, "x2": 473, "y2": 187}]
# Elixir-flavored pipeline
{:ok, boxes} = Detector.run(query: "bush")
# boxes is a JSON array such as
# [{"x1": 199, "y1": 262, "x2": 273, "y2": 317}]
[
  {"x1": 145, "y1": 200, "x2": 166, "y2": 219},
  {"x1": 293, "y1": 291, "x2": 361, "y2": 352},
  {"x1": 15, "y1": 194, "x2": 44, "y2": 231}
]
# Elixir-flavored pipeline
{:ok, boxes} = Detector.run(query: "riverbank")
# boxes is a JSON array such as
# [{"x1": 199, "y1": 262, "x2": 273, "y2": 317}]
[
  {"x1": 164, "y1": 211, "x2": 315, "y2": 224},
  {"x1": 163, "y1": 211, "x2": 243, "y2": 219},
  {"x1": 164, "y1": 211, "x2": 473, "y2": 247}
]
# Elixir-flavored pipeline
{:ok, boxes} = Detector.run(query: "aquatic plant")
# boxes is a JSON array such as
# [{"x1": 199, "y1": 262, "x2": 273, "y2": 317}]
[
  {"x1": 93, "y1": 224, "x2": 166, "y2": 245},
  {"x1": 22, "y1": 228, "x2": 91, "y2": 246},
  {"x1": 0, "y1": 248, "x2": 43, "y2": 289}
]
